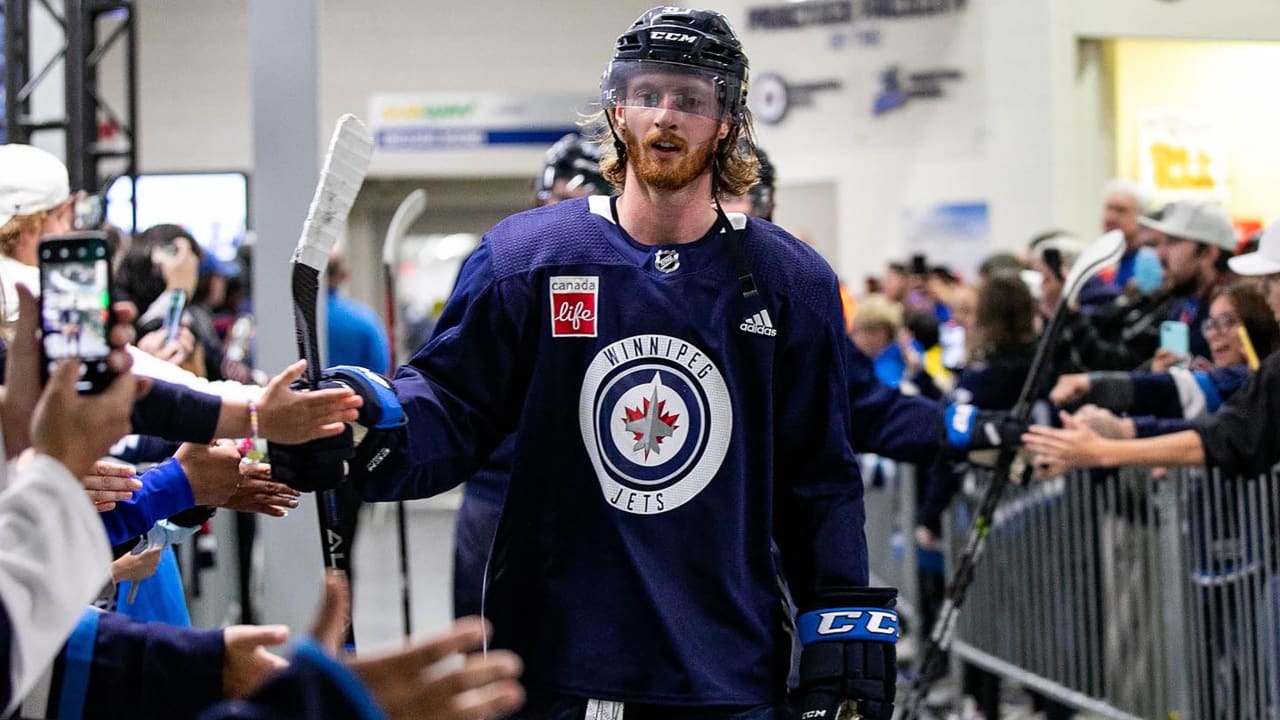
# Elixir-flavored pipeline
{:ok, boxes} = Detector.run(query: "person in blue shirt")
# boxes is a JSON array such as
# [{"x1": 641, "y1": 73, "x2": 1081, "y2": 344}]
[
  {"x1": 326, "y1": 254, "x2": 390, "y2": 375},
  {"x1": 324, "y1": 252, "x2": 391, "y2": 589}
]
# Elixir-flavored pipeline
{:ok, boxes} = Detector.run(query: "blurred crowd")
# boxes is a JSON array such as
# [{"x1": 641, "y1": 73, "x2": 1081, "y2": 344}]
[{"x1": 1, "y1": 117, "x2": 1279, "y2": 718}]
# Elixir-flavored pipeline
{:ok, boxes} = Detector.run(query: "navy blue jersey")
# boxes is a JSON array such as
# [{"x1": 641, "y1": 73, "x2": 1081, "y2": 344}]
[{"x1": 363, "y1": 196, "x2": 866, "y2": 705}]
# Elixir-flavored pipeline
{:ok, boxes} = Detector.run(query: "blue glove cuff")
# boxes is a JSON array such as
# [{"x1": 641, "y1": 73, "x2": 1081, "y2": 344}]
[
  {"x1": 944, "y1": 403, "x2": 976, "y2": 449},
  {"x1": 328, "y1": 365, "x2": 405, "y2": 429},
  {"x1": 798, "y1": 607, "x2": 900, "y2": 645}
]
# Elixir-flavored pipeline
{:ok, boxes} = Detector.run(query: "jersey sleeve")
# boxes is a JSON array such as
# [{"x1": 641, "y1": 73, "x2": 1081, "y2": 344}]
[
  {"x1": 0, "y1": 455, "x2": 112, "y2": 715},
  {"x1": 363, "y1": 241, "x2": 530, "y2": 501},
  {"x1": 1196, "y1": 352, "x2": 1280, "y2": 476},
  {"x1": 19, "y1": 609, "x2": 224, "y2": 719},
  {"x1": 846, "y1": 339, "x2": 943, "y2": 463},
  {"x1": 193, "y1": 641, "x2": 383, "y2": 720},
  {"x1": 96, "y1": 458, "x2": 194, "y2": 547},
  {"x1": 775, "y1": 275, "x2": 870, "y2": 606}
]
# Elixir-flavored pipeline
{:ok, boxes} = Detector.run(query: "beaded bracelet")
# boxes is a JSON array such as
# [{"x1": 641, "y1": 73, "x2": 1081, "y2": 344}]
[{"x1": 239, "y1": 400, "x2": 266, "y2": 463}]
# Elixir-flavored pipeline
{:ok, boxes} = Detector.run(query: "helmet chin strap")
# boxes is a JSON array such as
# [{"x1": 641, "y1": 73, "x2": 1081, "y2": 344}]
[
  {"x1": 712, "y1": 151, "x2": 759, "y2": 300},
  {"x1": 604, "y1": 111, "x2": 627, "y2": 164}
]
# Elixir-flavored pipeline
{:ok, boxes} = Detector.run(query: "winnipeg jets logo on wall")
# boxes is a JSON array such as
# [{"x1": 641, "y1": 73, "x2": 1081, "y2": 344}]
[{"x1": 580, "y1": 334, "x2": 732, "y2": 515}]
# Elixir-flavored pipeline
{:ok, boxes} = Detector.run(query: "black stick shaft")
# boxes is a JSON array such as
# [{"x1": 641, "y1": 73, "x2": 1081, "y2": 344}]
[
  {"x1": 384, "y1": 264, "x2": 414, "y2": 638},
  {"x1": 293, "y1": 268, "x2": 356, "y2": 649},
  {"x1": 901, "y1": 299, "x2": 1070, "y2": 718}
]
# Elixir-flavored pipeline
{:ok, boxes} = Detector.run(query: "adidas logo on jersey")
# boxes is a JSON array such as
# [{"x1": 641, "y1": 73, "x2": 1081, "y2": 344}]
[{"x1": 740, "y1": 310, "x2": 777, "y2": 337}]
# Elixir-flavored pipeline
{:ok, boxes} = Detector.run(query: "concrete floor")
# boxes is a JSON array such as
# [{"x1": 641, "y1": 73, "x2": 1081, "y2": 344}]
[{"x1": 350, "y1": 494, "x2": 461, "y2": 652}]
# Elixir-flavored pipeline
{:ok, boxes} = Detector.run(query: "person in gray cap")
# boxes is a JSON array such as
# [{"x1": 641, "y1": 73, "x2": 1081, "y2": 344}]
[
  {"x1": 1143, "y1": 198, "x2": 1239, "y2": 363},
  {"x1": 1060, "y1": 198, "x2": 1237, "y2": 372},
  {"x1": 0, "y1": 144, "x2": 77, "y2": 325}
]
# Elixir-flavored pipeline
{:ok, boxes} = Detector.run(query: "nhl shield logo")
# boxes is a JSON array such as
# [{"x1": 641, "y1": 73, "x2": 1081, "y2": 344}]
[
  {"x1": 579, "y1": 334, "x2": 732, "y2": 515},
  {"x1": 654, "y1": 249, "x2": 680, "y2": 273}
]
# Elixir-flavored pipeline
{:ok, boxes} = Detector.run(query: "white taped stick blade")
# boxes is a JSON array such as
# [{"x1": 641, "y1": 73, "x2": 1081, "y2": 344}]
[
  {"x1": 382, "y1": 189, "x2": 428, "y2": 268},
  {"x1": 1065, "y1": 229, "x2": 1125, "y2": 305},
  {"x1": 292, "y1": 113, "x2": 375, "y2": 271}
]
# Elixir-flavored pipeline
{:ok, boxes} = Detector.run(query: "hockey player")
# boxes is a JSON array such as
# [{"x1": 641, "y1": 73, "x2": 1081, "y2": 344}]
[
  {"x1": 273, "y1": 7, "x2": 897, "y2": 719},
  {"x1": 718, "y1": 143, "x2": 775, "y2": 221},
  {"x1": 534, "y1": 132, "x2": 613, "y2": 207}
]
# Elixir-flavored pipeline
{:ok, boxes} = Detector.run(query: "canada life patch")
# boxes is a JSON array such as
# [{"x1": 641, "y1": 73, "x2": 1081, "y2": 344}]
[{"x1": 550, "y1": 276, "x2": 598, "y2": 337}]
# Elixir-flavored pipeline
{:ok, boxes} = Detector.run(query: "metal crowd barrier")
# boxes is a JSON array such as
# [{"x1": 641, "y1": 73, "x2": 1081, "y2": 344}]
[{"x1": 862, "y1": 460, "x2": 1280, "y2": 720}]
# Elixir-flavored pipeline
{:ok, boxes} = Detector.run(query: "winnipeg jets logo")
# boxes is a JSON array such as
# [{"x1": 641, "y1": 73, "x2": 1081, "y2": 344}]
[
  {"x1": 622, "y1": 373, "x2": 681, "y2": 460},
  {"x1": 580, "y1": 335, "x2": 732, "y2": 515}
]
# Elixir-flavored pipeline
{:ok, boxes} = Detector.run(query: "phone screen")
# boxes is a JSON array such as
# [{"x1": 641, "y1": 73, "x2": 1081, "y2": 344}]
[
  {"x1": 1159, "y1": 320, "x2": 1190, "y2": 359},
  {"x1": 39, "y1": 234, "x2": 114, "y2": 393},
  {"x1": 940, "y1": 323, "x2": 966, "y2": 370}
]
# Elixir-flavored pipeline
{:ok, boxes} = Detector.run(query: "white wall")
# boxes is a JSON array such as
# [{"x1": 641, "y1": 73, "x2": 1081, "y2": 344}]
[
  {"x1": 116, "y1": 1, "x2": 1280, "y2": 279},
  {"x1": 131, "y1": 0, "x2": 253, "y2": 172},
  {"x1": 123, "y1": 0, "x2": 655, "y2": 175},
  {"x1": 1112, "y1": 39, "x2": 1280, "y2": 224},
  {"x1": 716, "y1": 0, "x2": 1056, "y2": 285},
  {"x1": 1050, "y1": 0, "x2": 1280, "y2": 245}
]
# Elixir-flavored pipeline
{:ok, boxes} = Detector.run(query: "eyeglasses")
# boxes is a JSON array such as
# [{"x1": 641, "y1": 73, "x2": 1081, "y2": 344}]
[{"x1": 1201, "y1": 314, "x2": 1240, "y2": 335}]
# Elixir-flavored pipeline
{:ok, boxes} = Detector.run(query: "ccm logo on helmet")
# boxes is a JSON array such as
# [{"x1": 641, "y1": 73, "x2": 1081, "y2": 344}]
[{"x1": 651, "y1": 31, "x2": 698, "y2": 43}]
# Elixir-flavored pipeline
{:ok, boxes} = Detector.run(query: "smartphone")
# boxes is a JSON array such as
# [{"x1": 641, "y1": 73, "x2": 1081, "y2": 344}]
[
  {"x1": 162, "y1": 289, "x2": 188, "y2": 345},
  {"x1": 1160, "y1": 320, "x2": 1190, "y2": 359},
  {"x1": 38, "y1": 232, "x2": 116, "y2": 393},
  {"x1": 940, "y1": 322, "x2": 966, "y2": 370},
  {"x1": 73, "y1": 193, "x2": 104, "y2": 231},
  {"x1": 910, "y1": 253, "x2": 928, "y2": 276}
]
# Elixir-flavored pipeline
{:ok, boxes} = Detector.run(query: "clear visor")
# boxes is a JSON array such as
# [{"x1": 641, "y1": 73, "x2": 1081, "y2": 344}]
[{"x1": 602, "y1": 61, "x2": 729, "y2": 122}]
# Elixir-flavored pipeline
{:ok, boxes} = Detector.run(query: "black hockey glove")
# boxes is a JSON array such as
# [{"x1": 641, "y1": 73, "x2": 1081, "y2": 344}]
[
  {"x1": 797, "y1": 586, "x2": 899, "y2": 720},
  {"x1": 268, "y1": 365, "x2": 407, "y2": 493},
  {"x1": 942, "y1": 403, "x2": 1026, "y2": 452}
]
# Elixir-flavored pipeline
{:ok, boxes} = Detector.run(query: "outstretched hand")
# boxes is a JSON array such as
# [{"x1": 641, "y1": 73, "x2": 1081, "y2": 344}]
[
  {"x1": 222, "y1": 624, "x2": 289, "y2": 699},
  {"x1": 310, "y1": 572, "x2": 525, "y2": 720},
  {"x1": 222, "y1": 460, "x2": 299, "y2": 517},
  {"x1": 32, "y1": 359, "x2": 146, "y2": 480},
  {"x1": 84, "y1": 459, "x2": 142, "y2": 511},
  {"x1": 257, "y1": 360, "x2": 363, "y2": 445},
  {"x1": 1048, "y1": 373, "x2": 1090, "y2": 408},
  {"x1": 1022, "y1": 410, "x2": 1108, "y2": 478}
]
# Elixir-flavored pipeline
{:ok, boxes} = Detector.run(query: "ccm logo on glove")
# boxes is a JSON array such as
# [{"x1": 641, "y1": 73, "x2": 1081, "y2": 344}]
[{"x1": 798, "y1": 608, "x2": 900, "y2": 643}]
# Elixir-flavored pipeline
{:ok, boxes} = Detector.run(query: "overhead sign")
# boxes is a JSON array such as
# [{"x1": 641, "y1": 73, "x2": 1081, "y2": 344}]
[
  {"x1": 746, "y1": 0, "x2": 965, "y2": 30},
  {"x1": 749, "y1": 73, "x2": 843, "y2": 125},
  {"x1": 872, "y1": 66, "x2": 963, "y2": 116},
  {"x1": 1137, "y1": 108, "x2": 1228, "y2": 198},
  {"x1": 368, "y1": 93, "x2": 585, "y2": 152}
]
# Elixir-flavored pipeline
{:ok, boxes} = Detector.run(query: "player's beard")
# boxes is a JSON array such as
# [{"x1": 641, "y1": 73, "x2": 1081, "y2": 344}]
[{"x1": 623, "y1": 124, "x2": 718, "y2": 191}]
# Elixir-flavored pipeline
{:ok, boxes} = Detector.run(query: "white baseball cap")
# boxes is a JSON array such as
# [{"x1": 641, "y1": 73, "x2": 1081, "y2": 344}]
[
  {"x1": 1139, "y1": 199, "x2": 1237, "y2": 252},
  {"x1": 1229, "y1": 220, "x2": 1280, "y2": 276},
  {"x1": 0, "y1": 144, "x2": 71, "y2": 227}
]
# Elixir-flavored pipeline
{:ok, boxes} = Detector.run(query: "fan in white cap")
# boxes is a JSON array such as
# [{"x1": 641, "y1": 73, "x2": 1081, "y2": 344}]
[
  {"x1": 1229, "y1": 220, "x2": 1280, "y2": 277},
  {"x1": 0, "y1": 144, "x2": 72, "y2": 227}
]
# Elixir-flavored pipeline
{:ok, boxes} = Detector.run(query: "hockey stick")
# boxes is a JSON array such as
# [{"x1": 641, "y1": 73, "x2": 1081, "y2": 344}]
[
  {"x1": 291, "y1": 113, "x2": 374, "y2": 648},
  {"x1": 382, "y1": 188, "x2": 427, "y2": 639},
  {"x1": 898, "y1": 230, "x2": 1125, "y2": 719}
]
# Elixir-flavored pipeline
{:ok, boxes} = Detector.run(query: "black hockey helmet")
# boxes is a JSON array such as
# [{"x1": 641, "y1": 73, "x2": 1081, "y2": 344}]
[
  {"x1": 535, "y1": 133, "x2": 612, "y2": 204},
  {"x1": 601, "y1": 6, "x2": 750, "y2": 124}
]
